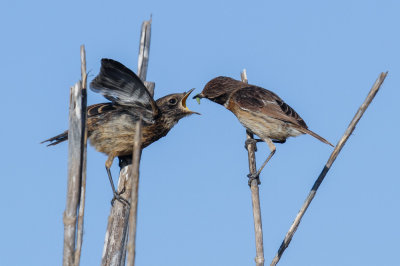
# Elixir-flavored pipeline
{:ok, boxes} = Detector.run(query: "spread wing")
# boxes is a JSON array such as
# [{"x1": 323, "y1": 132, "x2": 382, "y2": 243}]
[
  {"x1": 90, "y1": 58, "x2": 159, "y2": 123},
  {"x1": 231, "y1": 86, "x2": 308, "y2": 128}
]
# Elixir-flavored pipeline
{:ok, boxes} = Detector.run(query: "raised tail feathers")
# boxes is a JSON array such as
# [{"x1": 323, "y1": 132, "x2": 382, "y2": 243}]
[
  {"x1": 293, "y1": 125, "x2": 334, "y2": 147},
  {"x1": 41, "y1": 130, "x2": 68, "y2": 146}
]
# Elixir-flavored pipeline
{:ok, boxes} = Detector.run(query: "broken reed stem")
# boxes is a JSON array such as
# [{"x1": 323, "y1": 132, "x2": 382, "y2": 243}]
[
  {"x1": 138, "y1": 19, "x2": 155, "y2": 98},
  {"x1": 74, "y1": 45, "x2": 88, "y2": 266},
  {"x1": 270, "y1": 72, "x2": 387, "y2": 266},
  {"x1": 102, "y1": 17, "x2": 153, "y2": 266},
  {"x1": 241, "y1": 69, "x2": 265, "y2": 266},
  {"x1": 137, "y1": 18, "x2": 152, "y2": 82},
  {"x1": 63, "y1": 72, "x2": 87, "y2": 266},
  {"x1": 126, "y1": 121, "x2": 143, "y2": 266}
]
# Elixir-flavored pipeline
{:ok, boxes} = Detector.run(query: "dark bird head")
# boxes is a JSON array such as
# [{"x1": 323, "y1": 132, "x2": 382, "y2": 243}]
[
  {"x1": 193, "y1": 76, "x2": 247, "y2": 106},
  {"x1": 156, "y1": 88, "x2": 200, "y2": 125}
]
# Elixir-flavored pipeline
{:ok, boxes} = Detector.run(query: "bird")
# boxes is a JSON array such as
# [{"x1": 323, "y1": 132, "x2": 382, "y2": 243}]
[
  {"x1": 42, "y1": 58, "x2": 199, "y2": 204},
  {"x1": 193, "y1": 76, "x2": 333, "y2": 184}
]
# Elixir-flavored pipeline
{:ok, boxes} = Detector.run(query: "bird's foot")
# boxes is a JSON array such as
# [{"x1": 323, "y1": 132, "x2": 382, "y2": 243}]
[
  {"x1": 247, "y1": 173, "x2": 261, "y2": 186},
  {"x1": 118, "y1": 186, "x2": 126, "y2": 195},
  {"x1": 245, "y1": 139, "x2": 258, "y2": 151},
  {"x1": 111, "y1": 189, "x2": 130, "y2": 207}
]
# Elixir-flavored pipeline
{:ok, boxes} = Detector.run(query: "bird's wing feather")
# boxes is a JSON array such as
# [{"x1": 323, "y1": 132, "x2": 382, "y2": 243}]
[
  {"x1": 232, "y1": 86, "x2": 308, "y2": 128},
  {"x1": 86, "y1": 102, "x2": 154, "y2": 127},
  {"x1": 87, "y1": 103, "x2": 117, "y2": 117},
  {"x1": 90, "y1": 58, "x2": 159, "y2": 123}
]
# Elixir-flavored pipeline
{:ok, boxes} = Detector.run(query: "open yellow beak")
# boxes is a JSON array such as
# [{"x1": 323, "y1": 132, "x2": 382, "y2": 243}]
[{"x1": 181, "y1": 88, "x2": 200, "y2": 114}]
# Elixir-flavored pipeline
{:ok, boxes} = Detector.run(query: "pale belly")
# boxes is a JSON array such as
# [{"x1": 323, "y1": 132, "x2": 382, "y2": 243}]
[
  {"x1": 87, "y1": 114, "x2": 172, "y2": 157},
  {"x1": 88, "y1": 116, "x2": 137, "y2": 156},
  {"x1": 236, "y1": 112, "x2": 303, "y2": 142}
]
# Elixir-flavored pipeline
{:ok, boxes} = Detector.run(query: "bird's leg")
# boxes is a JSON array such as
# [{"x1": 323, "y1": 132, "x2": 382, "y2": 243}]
[
  {"x1": 105, "y1": 155, "x2": 130, "y2": 206},
  {"x1": 247, "y1": 138, "x2": 276, "y2": 185}
]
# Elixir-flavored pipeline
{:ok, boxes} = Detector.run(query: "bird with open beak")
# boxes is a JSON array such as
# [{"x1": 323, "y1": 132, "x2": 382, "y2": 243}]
[
  {"x1": 42, "y1": 59, "x2": 199, "y2": 204},
  {"x1": 194, "y1": 76, "x2": 333, "y2": 184}
]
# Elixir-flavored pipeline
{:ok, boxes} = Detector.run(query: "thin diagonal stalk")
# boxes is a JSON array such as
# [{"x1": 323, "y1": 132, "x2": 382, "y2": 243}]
[{"x1": 270, "y1": 72, "x2": 387, "y2": 266}]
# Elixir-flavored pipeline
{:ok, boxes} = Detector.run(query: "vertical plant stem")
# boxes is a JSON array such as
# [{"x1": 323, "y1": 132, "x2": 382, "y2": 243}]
[
  {"x1": 126, "y1": 121, "x2": 142, "y2": 266},
  {"x1": 64, "y1": 75, "x2": 87, "y2": 266},
  {"x1": 241, "y1": 69, "x2": 265, "y2": 266},
  {"x1": 74, "y1": 45, "x2": 88, "y2": 266},
  {"x1": 102, "y1": 18, "x2": 153, "y2": 266},
  {"x1": 101, "y1": 170, "x2": 133, "y2": 266},
  {"x1": 137, "y1": 18, "x2": 152, "y2": 82}
]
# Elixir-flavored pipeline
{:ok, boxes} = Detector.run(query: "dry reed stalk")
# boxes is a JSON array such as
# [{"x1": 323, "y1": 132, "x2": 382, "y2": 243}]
[
  {"x1": 270, "y1": 72, "x2": 387, "y2": 266},
  {"x1": 241, "y1": 69, "x2": 265, "y2": 266}
]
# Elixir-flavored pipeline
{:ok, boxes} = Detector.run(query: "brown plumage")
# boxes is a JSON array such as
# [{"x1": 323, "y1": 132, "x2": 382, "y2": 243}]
[
  {"x1": 43, "y1": 59, "x2": 199, "y2": 204},
  {"x1": 194, "y1": 76, "x2": 333, "y2": 182}
]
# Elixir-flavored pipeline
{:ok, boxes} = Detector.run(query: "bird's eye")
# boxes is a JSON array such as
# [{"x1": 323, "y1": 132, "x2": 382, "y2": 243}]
[{"x1": 168, "y1": 98, "x2": 177, "y2": 105}]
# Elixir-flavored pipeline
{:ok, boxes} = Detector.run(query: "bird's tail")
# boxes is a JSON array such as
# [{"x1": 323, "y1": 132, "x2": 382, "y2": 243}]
[
  {"x1": 293, "y1": 125, "x2": 334, "y2": 147},
  {"x1": 41, "y1": 130, "x2": 68, "y2": 146}
]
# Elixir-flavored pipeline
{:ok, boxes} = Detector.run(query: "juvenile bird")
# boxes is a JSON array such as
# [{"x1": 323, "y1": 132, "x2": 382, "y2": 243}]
[
  {"x1": 43, "y1": 59, "x2": 199, "y2": 204},
  {"x1": 194, "y1": 76, "x2": 333, "y2": 183}
]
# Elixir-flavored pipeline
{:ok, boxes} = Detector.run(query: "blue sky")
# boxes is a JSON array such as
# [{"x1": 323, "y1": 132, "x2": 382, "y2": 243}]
[{"x1": 1, "y1": 0, "x2": 399, "y2": 265}]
